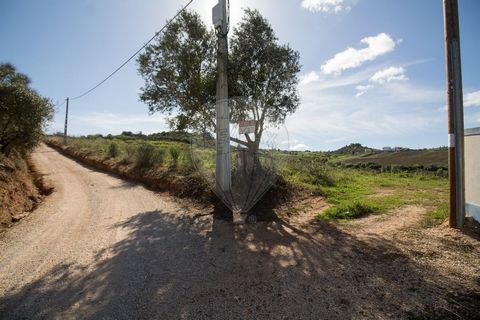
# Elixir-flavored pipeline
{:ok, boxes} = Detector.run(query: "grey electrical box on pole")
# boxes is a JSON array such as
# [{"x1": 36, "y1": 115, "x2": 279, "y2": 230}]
[
  {"x1": 64, "y1": 97, "x2": 69, "y2": 144},
  {"x1": 213, "y1": 0, "x2": 231, "y2": 192},
  {"x1": 443, "y1": 0, "x2": 465, "y2": 228}
]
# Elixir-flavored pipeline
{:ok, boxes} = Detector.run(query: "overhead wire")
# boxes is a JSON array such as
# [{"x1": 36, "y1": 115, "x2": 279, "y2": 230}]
[
  {"x1": 53, "y1": 99, "x2": 66, "y2": 113},
  {"x1": 69, "y1": 0, "x2": 195, "y2": 101}
]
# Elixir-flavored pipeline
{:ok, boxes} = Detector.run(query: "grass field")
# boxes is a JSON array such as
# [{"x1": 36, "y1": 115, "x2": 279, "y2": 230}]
[
  {"x1": 340, "y1": 149, "x2": 447, "y2": 169},
  {"x1": 47, "y1": 135, "x2": 449, "y2": 226},
  {"x1": 276, "y1": 151, "x2": 448, "y2": 225}
]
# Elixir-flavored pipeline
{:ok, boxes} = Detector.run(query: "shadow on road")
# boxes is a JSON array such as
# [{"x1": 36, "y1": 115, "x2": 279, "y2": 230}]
[{"x1": 1, "y1": 211, "x2": 478, "y2": 319}]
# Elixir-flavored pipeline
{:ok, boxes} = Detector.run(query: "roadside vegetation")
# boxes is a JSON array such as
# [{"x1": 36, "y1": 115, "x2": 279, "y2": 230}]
[
  {"x1": 0, "y1": 63, "x2": 53, "y2": 228},
  {"x1": 277, "y1": 151, "x2": 447, "y2": 224},
  {"x1": 46, "y1": 134, "x2": 449, "y2": 226},
  {"x1": 46, "y1": 134, "x2": 212, "y2": 202}
]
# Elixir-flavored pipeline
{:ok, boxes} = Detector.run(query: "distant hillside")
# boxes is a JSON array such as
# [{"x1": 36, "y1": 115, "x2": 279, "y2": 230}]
[
  {"x1": 331, "y1": 143, "x2": 376, "y2": 155},
  {"x1": 343, "y1": 149, "x2": 448, "y2": 168}
]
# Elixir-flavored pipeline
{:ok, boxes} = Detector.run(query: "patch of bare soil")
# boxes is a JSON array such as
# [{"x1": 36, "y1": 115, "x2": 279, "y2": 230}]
[
  {"x1": 367, "y1": 188, "x2": 395, "y2": 198},
  {"x1": 348, "y1": 205, "x2": 425, "y2": 236},
  {"x1": 276, "y1": 200, "x2": 480, "y2": 318},
  {"x1": 278, "y1": 196, "x2": 328, "y2": 226}
]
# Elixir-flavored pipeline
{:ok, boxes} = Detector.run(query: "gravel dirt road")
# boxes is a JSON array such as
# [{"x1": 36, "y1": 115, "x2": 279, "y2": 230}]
[{"x1": 0, "y1": 145, "x2": 479, "y2": 319}]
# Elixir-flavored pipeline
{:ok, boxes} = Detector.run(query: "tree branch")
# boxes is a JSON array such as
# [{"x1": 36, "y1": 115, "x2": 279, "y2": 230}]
[{"x1": 230, "y1": 136, "x2": 250, "y2": 147}]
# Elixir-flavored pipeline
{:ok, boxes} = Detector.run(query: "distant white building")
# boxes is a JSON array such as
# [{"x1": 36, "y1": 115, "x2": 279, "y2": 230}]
[{"x1": 382, "y1": 147, "x2": 392, "y2": 152}]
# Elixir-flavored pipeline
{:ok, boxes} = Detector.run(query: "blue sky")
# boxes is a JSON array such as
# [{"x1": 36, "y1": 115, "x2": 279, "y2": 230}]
[{"x1": 1, "y1": 0, "x2": 479, "y2": 151}]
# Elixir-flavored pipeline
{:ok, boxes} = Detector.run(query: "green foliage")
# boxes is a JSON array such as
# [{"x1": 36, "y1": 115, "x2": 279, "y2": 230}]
[
  {"x1": 422, "y1": 203, "x2": 448, "y2": 227},
  {"x1": 229, "y1": 9, "x2": 301, "y2": 124},
  {"x1": 137, "y1": 9, "x2": 300, "y2": 155},
  {"x1": 124, "y1": 144, "x2": 136, "y2": 160},
  {"x1": 108, "y1": 142, "x2": 119, "y2": 158},
  {"x1": 0, "y1": 63, "x2": 53, "y2": 156},
  {"x1": 168, "y1": 146, "x2": 181, "y2": 167},
  {"x1": 320, "y1": 201, "x2": 379, "y2": 220},
  {"x1": 135, "y1": 144, "x2": 164, "y2": 169},
  {"x1": 275, "y1": 151, "x2": 448, "y2": 223},
  {"x1": 184, "y1": 150, "x2": 201, "y2": 171},
  {"x1": 304, "y1": 160, "x2": 335, "y2": 187},
  {"x1": 137, "y1": 10, "x2": 216, "y2": 131}
]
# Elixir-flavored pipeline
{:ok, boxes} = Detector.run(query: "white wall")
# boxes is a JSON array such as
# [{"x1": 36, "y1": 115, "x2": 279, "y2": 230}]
[{"x1": 465, "y1": 128, "x2": 480, "y2": 222}]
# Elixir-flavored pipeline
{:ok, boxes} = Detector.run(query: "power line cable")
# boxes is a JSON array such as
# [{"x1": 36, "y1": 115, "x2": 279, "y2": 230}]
[
  {"x1": 69, "y1": 0, "x2": 194, "y2": 101},
  {"x1": 53, "y1": 99, "x2": 66, "y2": 112}
]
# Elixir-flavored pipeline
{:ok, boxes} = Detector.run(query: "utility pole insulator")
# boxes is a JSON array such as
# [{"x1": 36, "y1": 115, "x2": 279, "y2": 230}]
[{"x1": 443, "y1": 0, "x2": 465, "y2": 228}]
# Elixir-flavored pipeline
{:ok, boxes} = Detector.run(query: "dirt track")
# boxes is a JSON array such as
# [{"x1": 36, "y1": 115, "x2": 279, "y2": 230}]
[{"x1": 0, "y1": 145, "x2": 479, "y2": 319}]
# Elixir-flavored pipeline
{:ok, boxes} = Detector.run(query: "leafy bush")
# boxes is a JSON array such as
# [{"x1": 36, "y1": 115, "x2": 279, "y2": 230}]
[
  {"x1": 124, "y1": 144, "x2": 136, "y2": 160},
  {"x1": 0, "y1": 63, "x2": 53, "y2": 156},
  {"x1": 169, "y1": 146, "x2": 181, "y2": 167},
  {"x1": 135, "y1": 144, "x2": 164, "y2": 169},
  {"x1": 304, "y1": 160, "x2": 336, "y2": 187},
  {"x1": 108, "y1": 142, "x2": 119, "y2": 158},
  {"x1": 319, "y1": 201, "x2": 378, "y2": 220},
  {"x1": 366, "y1": 162, "x2": 382, "y2": 170},
  {"x1": 436, "y1": 168, "x2": 448, "y2": 178},
  {"x1": 184, "y1": 151, "x2": 200, "y2": 171}
]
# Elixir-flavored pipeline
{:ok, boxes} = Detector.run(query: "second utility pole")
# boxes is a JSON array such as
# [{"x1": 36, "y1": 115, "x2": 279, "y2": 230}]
[
  {"x1": 63, "y1": 97, "x2": 69, "y2": 144},
  {"x1": 443, "y1": 0, "x2": 465, "y2": 228}
]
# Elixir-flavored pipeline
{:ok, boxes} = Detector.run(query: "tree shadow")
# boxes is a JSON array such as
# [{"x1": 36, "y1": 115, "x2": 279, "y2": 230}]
[{"x1": 1, "y1": 210, "x2": 478, "y2": 319}]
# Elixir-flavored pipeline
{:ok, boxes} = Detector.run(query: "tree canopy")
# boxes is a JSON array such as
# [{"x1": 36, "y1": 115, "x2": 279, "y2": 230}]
[
  {"x1": 0, "y1": 63, "x2": 53, "y2": 156},
  {"x1": 138, "y1": 8, "x2": 301, "y2": 152},
  {"x1": 138, "y1": 10, "x2": 216, "y2": 131}
]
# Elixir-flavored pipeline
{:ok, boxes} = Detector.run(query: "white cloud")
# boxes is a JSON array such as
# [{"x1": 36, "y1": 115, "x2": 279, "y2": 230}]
[
  {"x1": 437, "y1": 91, "x2": 480, "y2": 112},
  {"x1": 355, "y1": 66, "x2": 408, "y2": 97},
  {"x1": 291, "y1": 143, "x2": 310, "y2": 151},
  {"x1": 464, "y1": 90, "x2": 480, "y2": 107},
  {"x1": 370, "y1": 66, "x2": 408, "y2": 84},
  {"x1": 355, "y1": 84, "x2": 374, "y2": 97},
  {"x1": 300, "y1": 64, "x2": 384, "y2": 93},
  {"x1": 300, "y1": 71, "x2": 320, "y2": 85},
  {"x1": 321, "y1": 33, "x2": 396, "y2": 75},
  {"x1": 285, "y1": 74, "x2": 446, "y2": 150},
  {"x1": 301, "y1": 0, "x2": 352, "y2": 13}
]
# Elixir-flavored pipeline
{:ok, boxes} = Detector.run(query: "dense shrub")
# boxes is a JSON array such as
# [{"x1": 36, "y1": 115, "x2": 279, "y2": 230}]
[
  {"x1": 305, "y1": 160, "x2": 335, "y2": 187},
  {"x1": 436, "y1": 168, "x2": 448, "y2": 178},
  {"x1": 169, "y1": 146, "x2": 181, "y2": 167},
  {"x1": 184, "y1": 151, "x2": 200, "y2": 171},
  {"x1": 135, "y1": 145, "x2": 164, "y2": 169},
  {"x1": 124, "y1": 144, "x2": 136, "y2": 160},
  {"x1": 108, "y1": 142, "x2": 119, "y2": 158},
  {"x1": 366, "y1": 162, "x2": 381, "y2": 170}
]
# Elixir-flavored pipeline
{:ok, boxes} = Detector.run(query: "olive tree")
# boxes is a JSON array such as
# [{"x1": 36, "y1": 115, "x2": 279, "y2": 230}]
[
  {"x1": 0, "y1": 63, "x2": 53, "y2": 156},
  {"x1": 137, "y1": 9, "x2": 300, "y2": 154}
]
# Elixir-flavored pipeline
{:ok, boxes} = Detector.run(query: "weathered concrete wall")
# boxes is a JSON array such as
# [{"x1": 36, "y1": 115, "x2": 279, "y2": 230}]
[{"x1": 465, "y1": 128, "x2": 480, "y2": 222}]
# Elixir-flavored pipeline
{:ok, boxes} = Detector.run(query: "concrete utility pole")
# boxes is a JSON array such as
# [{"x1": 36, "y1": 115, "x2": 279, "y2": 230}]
[
  {"x1": 64, "y1": 97, "x2": 69, "y2": 144},
  {"x1": 213, "y1": 0, "x2": 231, "y2": 192},
  {"x1": 443, "y1": 0, "x2": 465, "y2": 228}
]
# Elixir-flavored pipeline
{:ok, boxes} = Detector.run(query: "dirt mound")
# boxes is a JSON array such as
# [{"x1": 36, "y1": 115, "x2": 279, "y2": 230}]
[{"x1": 0, "y1": 152, "x2": 51, "y2": 229}]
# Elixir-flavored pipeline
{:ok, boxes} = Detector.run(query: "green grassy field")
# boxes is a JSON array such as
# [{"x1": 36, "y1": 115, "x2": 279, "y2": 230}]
[
  {"x1": 47, "y1": 135, "x2": 448, "y2": 226},
  {"x1": 275, "y1": 151, "x2": 447, "y2": 225},
  {"x1": 340, "y1": 149, "x2": 447, "y2": 169}
]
